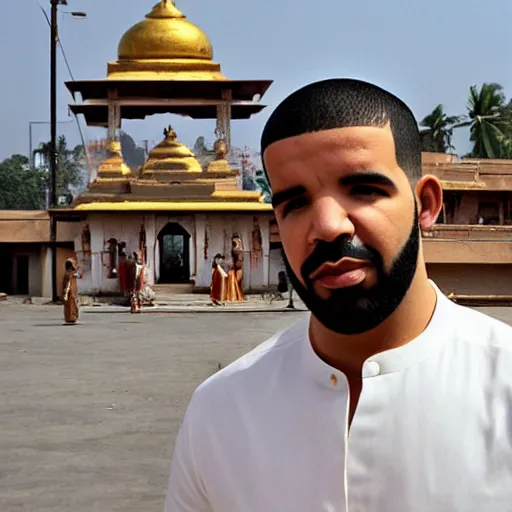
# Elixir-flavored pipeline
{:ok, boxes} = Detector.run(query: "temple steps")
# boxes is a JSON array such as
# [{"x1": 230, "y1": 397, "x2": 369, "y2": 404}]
[{"x1": 153, "y1": 284, "x2": 194, "y2": 295}]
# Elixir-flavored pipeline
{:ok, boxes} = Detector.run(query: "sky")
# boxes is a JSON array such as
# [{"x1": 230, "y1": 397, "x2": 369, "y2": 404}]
[{"x1": 2, "y1": 0, "x2": 512, "y2": 162}]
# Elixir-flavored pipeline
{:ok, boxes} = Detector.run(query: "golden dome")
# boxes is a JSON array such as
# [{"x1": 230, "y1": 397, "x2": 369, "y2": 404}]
[
  {"x1": 118, "y1": 1, "x2": 213, "y2": 61},
  {"x1": 108, "y1": 1, "x2": 227, "y2": 80},
  {"x1": 141, "y1": 125, "x2": 202, "y2": 175}
]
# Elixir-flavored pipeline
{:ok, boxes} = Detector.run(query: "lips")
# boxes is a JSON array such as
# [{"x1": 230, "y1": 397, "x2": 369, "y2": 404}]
[{"x1": 309, "y1": 258, "x2": 370, "y2": 289}]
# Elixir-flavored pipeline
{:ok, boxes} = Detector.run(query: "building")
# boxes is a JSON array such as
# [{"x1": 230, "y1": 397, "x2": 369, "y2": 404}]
[
  {"x1": 0, "y1": 211, "x2": 75, "y2": 297},
  {"x1": 53, "y1": 0, "x2": 278, "y2": 295},
  {"x1": 421, "y1": 153, "x2": 512, "y2": 301}
]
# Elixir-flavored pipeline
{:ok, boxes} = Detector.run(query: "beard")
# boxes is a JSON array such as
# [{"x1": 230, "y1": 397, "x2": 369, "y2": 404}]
[{"x1": 283, "y1": 207, "x2": 420, "y2": 335}]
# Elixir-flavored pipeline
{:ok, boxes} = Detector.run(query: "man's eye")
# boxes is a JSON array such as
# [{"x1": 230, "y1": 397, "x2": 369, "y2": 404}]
[
  {"x1": 282, "y1": 197, "x2": 308, "y2": 216},
  {"x1": 351, "y1": 185, "x2": 388, "y2": 197}
]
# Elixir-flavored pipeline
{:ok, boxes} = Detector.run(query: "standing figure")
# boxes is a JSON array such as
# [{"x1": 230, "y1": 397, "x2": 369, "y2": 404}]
[
  {"x1": 225, "y1": 234, "x2": 245, "y2": 302},
  {"x1": 129, "y1": 252, "x2": 145, "y2": 314},
  {"x1": 210, "y1": 253, "x2": 227, "y2": 305},
  {"x1": 62, "y1": 259, "x2": 79, "y2": 324}
]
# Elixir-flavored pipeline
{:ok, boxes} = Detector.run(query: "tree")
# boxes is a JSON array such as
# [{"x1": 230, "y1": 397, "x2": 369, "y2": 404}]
[
  {"x1": 36, "y1": 135, "x2": 87, "y2": 200},
  {"x1": 255, "y1": 170, "x2": 272, "y2": 203},
  {"x1": 120, "y1": 131, "x2": 146, "y2": 171},
  {"x1": 420, "y1": 104, "x2": 462, "y2": 153},
  {"x1": 0, "y1": 155, "x2": 46, "y2": 209},
  {"x1": 458, "y1": 83, "x2": 512, "y2": 159}
]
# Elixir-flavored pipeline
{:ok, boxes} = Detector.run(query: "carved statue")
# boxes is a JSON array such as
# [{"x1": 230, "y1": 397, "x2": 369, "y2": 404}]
[
  {"x1": 214, "y1": 138, "x2": 228, "y2": 161},
  {"x1": 207, "y1": 137, "x2": 231, "y2": 172},
  {"x1": 163, "y1": 125, "x2": 177, "y2": 141}
]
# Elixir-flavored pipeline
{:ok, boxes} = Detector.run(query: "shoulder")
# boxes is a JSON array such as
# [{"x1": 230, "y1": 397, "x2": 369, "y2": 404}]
[
  {"x1": 448, "y1": 300, "x2": 512, "y2": 353},
  {"x1": 442, "y1": 299, "x2": 512, "y2": 378}
]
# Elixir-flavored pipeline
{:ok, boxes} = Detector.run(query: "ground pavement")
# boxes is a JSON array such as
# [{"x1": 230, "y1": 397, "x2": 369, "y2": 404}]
[
  {"x1": 0, "y1": 302, "x2": 306, "y2": 511},
  {"x1": 84, "y1": 291, "x2": 307, "y2": 314},
  {"x1": 1, "y1": 302, "x2": 512, "y2": 511}
]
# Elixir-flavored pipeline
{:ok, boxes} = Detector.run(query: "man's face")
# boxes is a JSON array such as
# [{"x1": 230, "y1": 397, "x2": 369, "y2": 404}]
[{"x1": 264, "y1": 125, "x2": 420, "y2": 335}]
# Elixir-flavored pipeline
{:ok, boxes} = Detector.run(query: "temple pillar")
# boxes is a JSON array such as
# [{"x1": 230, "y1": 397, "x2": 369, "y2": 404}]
[
  {"x1": 144, "y1": 215, "x2": 156, "y2": 286},
  {"x1": 89, "y1": 216, "x2": 105, "y2": 294},
  {"x1": 216, "y1": 89, "x2": 232, "y2": 151},
  {"x1": 107, "y1": 89, "x2": 121, "y2": 142}
]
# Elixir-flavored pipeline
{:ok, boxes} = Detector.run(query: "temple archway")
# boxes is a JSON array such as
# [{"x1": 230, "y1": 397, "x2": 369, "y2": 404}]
[{"x1": 157, "y1": 223, "x2": 191, "y2": 283}]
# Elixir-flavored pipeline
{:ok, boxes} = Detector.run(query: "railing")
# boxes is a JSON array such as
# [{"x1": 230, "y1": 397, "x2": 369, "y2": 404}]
[{"x1": 424, "y1": 224, "x2": 512, "y2": 241}]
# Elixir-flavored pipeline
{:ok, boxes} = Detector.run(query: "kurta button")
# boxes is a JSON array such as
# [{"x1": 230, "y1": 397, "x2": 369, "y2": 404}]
[{"x1": 363, "y1": 360, "x2": 381, "y2": 377}]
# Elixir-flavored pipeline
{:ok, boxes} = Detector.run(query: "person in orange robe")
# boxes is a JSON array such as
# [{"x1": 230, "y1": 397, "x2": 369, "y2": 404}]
[
  {"x1": 210, "y1": 254, "x2": 227, "y2": 305},
  {"x1": 128, "y1": 252, "x2": 144, "y2": 314},
  {"x1": 225, "y1": 236, "x2": 246, "y2": 303},
  {"x1": 62, "y1": 259, "x2": 79, "y2": 324}
]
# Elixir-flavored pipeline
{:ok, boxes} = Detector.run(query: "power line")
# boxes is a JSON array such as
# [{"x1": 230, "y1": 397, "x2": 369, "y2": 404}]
[{"x1": 38, "y1": 3, "x2": 86, "y2": 152}]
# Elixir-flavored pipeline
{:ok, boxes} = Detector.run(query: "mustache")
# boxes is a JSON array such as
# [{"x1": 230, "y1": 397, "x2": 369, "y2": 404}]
[{"x1": 301, "y1": 235, "x2": 382, "y2": 281}]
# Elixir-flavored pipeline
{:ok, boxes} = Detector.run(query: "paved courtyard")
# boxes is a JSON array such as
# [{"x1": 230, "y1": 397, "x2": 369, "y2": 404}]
[
  {"x1": 1, "y1": 303, "x2": 512, "y2": 511},
  {"x1": 0, "y1": 303, "x2": 305, "y2": 511}
]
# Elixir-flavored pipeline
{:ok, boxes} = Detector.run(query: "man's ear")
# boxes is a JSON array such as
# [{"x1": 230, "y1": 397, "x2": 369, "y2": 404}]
[{"x1": 414, "y1": 175, "x2": 444, "y2": 230}]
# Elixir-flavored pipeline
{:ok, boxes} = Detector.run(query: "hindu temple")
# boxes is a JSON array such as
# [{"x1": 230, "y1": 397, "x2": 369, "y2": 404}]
[{"x1": 56, "y1": 0, "x2": 284, "y2": 296}]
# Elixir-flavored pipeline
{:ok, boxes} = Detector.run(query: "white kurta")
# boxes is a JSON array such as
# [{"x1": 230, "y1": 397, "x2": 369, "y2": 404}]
[{"x1": 165, "y1": 283, "x2": 512, "y2": 511}]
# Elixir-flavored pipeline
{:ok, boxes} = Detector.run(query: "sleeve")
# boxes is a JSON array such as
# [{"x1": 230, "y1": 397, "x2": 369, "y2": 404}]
[{"x1": 164, "y1": 402, "x2": 211, "y2": 512}]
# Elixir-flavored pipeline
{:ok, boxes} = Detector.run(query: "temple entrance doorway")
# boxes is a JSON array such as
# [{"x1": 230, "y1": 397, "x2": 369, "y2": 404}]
[{"x1": 158, "y1": 223, "x2": 191, "y2": 284}]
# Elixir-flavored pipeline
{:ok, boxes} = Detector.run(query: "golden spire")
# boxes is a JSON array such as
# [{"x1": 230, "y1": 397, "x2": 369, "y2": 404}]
[
  {"x1": 96, "y1": 140, "x2": 131, "y2": 179},
  {"x1": 140, "y1": 126, "x2": 202, "y2": 175},
  {"x1": 147, "y1": 0, "x2": 184, "y2": 19}
]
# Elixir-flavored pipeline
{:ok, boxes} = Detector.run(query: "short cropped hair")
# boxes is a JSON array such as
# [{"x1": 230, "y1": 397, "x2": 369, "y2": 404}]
[{"x1": 261, "y1": 78, "x2": 422, "y2": 184}]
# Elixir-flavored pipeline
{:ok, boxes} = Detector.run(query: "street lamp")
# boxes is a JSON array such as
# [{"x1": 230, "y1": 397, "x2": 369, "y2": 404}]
[{"x1": 48, "y1": 0, "x2": 86, "y2": 302}]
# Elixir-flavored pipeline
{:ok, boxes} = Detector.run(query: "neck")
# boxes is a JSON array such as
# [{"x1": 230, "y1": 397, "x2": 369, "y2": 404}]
[{"x1": 309, "y1": 264, "x2": 437, "y2": 376}]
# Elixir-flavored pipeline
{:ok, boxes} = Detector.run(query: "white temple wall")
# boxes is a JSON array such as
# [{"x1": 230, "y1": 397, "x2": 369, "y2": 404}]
[
  {"x1": 194, "y1": 213, "x2": 273, "y2": 290},
  {"x1": 75, "y1": 213, "x2": 153, "y2": 295},
  {"x1": 72, "y1": 211, "x2": 276, "y2": 295}
]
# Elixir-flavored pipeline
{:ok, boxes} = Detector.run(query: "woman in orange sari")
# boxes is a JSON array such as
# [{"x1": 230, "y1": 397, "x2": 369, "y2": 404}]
[
  {"x1": 225, "y1": 235, "x2": 246, "y2": 303},
  {"x1": 62, "y1": 259, "x2": 79, "y2": 324},
  {"x1": 210, "y1": 254, "x2": 227, "y2": 305}
]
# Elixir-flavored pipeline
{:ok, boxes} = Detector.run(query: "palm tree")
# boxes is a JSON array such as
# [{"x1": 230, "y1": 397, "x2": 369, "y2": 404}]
[
  {"x1": 419, "y1": 104, "x2": 462, "y2": 153},
  {"x1": 254, "y1": 170, "x2": 272, "y2": 203},
  {"x1": 458, "y1": 83, "x2": 512, "y2": 159},
  {"x1": 36, "y1": 135, "x2": 86, "y2": 201}
]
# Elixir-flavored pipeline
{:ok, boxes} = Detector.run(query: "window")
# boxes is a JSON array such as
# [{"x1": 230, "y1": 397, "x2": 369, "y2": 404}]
[
  {"x1": 477, "y1": 203, "x2": 500, "y2": 225},
  {"x1": 106, "y1": 238, "x2": 118, "y2": 279}
]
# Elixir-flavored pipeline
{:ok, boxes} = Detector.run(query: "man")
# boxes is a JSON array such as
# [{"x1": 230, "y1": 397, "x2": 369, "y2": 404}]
[{"x1": 164, "y1": 79, "x2": 512, "y2": 511}]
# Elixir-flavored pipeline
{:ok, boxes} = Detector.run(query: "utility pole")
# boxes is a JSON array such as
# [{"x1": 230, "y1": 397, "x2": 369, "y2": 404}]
[{"x1": 49, "y1": 0, "x2": 63, "y2": 303}]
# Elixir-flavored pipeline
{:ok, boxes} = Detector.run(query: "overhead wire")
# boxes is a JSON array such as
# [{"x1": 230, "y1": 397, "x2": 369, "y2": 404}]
[{"x1": 37, "y1": 3, "x2": 87, "y2": 155}]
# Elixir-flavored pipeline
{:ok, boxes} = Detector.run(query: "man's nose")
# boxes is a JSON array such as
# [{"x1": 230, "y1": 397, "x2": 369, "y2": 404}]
[{"x1": 307, "y1": 196, "x2": 355, "y2": 245}]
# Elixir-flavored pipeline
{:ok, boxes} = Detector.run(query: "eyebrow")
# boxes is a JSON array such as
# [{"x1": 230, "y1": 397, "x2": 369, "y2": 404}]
[
  {"x1": 340, "y1": 171, "x2": 396, "y2": 188},
  {"x1": 271, "y1": 185, "x2": 306, "y2": 209}
]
